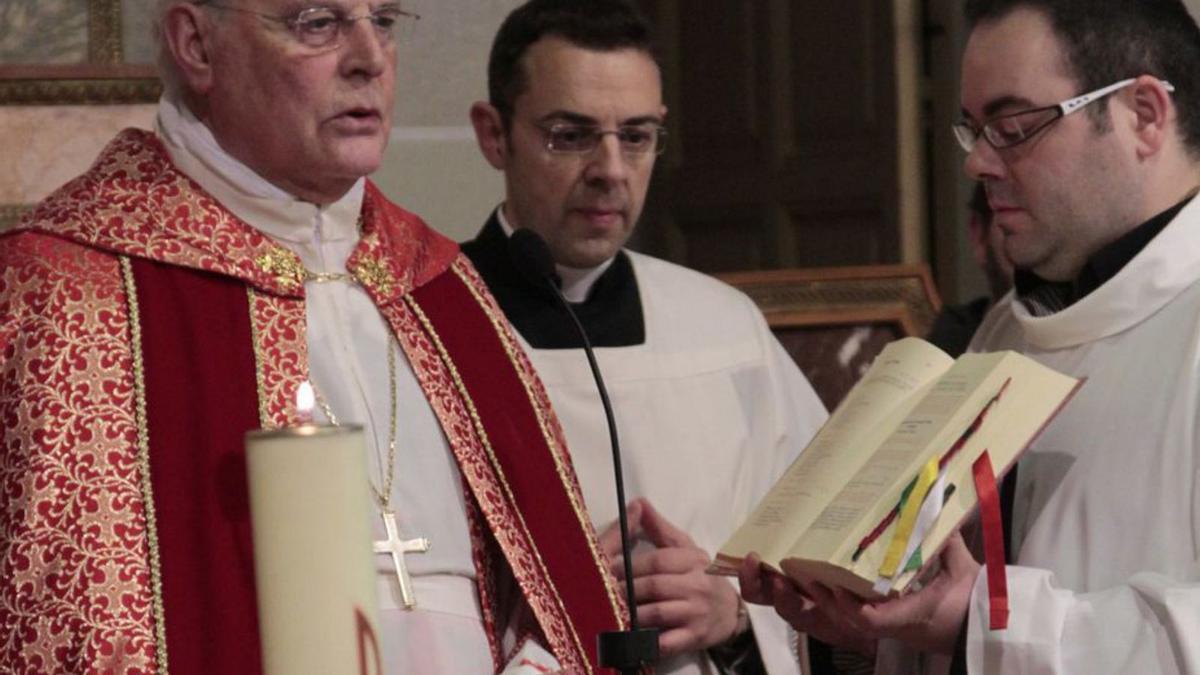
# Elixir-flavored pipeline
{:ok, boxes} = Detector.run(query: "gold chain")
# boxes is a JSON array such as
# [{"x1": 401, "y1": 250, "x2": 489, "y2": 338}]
[
  {"x1": 305, "y1": 242, "x2": 399, "y2": 510},
  {"x1": 302, "y1": 216, "x2": 365, "y2": 286},
  {"x1": 310, "y1": 341, "x2": 398, "y2": 509},
  {"x1": 304, "y1": 270, "x2": 355, "y2": 284}
]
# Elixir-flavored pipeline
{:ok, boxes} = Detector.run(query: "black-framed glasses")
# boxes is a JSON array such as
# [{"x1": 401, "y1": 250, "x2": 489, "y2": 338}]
[
  {"x1": 197, "y1": 3, "x2": 420, "y2": 50},
  {"x1": 538, "y1": 122, "x2": 668, "y2": 157},
  {"x1": 953, "y1": 77, "x2": 1175, "y2": 152}
]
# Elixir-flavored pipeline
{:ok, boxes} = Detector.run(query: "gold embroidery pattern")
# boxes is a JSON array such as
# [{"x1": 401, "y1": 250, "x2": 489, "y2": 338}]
[
  {"x1": 463, "y1": 484, "x2": 505, "y2": 667},
  {"x1": 247, "y1": 289, "x2": 271, "y2": 429},
  {"x1": 391, "y1": 292, "x2": 590, "y2": 673},
  {"x1": 0, "y1": 232, "x2": 156, "y2": 671},
  {"x1": 451, "y1": 260, "x2": 628, "y2": 624},
  {"x1": 120, "y1": 256, "x2": 170, "y2": 672},
  {"x1": 346, "y1": 183, "x2": 460, "y2": 303},
  {"x1": 352, "y1": 258, "x2": 395, "y2": 297},
  {"x1": 16, "y1": 130, "x2": 306, "y2": 298},
  {"x1": 16, "y1": 133, "x2": 460, "y2": 308},
  {"x1": 246, "y1": 290, "x2": 309, "y2": 429},
  {"x1": 254, "y1": 250, "x2": 305, "y2": 292}
]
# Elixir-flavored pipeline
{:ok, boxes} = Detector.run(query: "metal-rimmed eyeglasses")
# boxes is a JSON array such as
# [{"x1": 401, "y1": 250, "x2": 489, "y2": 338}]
[
  {"x1": 538, "y1": 122, "x2": 668, "y2": 157},
  {"x1": 953, "y1": 77, "x2": 1175, "y2": 152},
  {"x1": 195, "y1": 2, "x2": 420, "y2": 50}
]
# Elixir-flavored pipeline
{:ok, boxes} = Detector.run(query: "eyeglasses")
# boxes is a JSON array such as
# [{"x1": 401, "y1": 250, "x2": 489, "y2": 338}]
[
  {"x1": 196, "y1": 3, "x2": 420, "y2": 50},
  {"x1": 953, "y1": 78, "x2": 1175, "y2": 152},
  {"x1": 538, "y1": 122, "x2": 668, "y2": 156}
]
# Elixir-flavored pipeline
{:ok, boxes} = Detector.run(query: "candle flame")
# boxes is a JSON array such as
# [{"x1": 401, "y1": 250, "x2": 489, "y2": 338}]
[{"x1": 296, "y1": 381, "x2": 316, "y2": 420}]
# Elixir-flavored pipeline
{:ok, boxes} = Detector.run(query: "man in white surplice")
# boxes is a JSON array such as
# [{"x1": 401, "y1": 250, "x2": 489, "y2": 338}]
[
  {"x1": 461, "y1": 1, "x2": 829, "y2": 673},
  {"x1": 740, "y1": 1, "x2": 1200, "y2": 673}
]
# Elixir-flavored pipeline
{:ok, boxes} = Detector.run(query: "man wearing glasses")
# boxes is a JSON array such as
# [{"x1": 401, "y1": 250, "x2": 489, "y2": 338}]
[
  {"x1": 463, "y1": 1, "x2": 827, "y2": 673},
  {"x1": 741, "y1": 0, "x2": 1200, "y2": 672},
  {"x1": 0, "y1": 1, "x2": 628, "y2": 673}
]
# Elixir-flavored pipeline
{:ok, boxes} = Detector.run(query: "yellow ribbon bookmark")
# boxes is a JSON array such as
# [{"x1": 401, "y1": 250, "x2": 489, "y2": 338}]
[{"x1": 878, "y1": 455, "x2": 941, "y2": 578}]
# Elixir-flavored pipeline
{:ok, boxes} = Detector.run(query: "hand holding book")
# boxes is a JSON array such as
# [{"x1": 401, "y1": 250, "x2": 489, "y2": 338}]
[
  {"x1": 712, "y1": 337, "x2": 1081, "y2": 600},
  {"x1": 736, "y1": 532, "x2": 980, "y2": 656}
]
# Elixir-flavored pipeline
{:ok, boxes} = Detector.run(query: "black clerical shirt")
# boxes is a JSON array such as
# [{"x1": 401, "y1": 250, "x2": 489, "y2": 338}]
[{"x1": 460, "y1": 212, "x2": 646, "y2": 349}]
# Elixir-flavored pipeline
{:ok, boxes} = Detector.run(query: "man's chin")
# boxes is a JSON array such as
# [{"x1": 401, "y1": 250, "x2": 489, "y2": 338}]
[
  {"x1": 991, "y1": 209, "x2": 1032, "y2": 236},
  {"x1": 558, "y1": 242, "x2": 624, "y2": 269},
  {"x1": 1003, "y1": 238, "x2": 1055, "y2": 276},
  {"x1": 324, "y1": 139, "x2": 387, "y2": 177}
]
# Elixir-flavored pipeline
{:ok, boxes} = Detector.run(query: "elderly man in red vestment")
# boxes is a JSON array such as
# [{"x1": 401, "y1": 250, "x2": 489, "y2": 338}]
[{"x1": 0, "y1": 1, "x2": 626, "y2": 673}]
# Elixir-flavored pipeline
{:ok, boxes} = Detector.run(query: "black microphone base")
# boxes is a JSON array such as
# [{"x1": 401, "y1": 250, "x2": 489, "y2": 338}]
[{"x1": 598, "y1": 628, "x2": 659, "y2": 673}]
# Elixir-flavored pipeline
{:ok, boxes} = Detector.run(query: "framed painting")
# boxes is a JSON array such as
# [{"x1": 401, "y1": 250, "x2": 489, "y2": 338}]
[
  {"x1": 0, "y1": 0, "x2": 162, "y2": 105},
  {"x1": 718, "y1": 264, "x2": 943, "y2": 410},
  {"x1": 1, "y1": 0, "x2": 161, "y2": 228}
]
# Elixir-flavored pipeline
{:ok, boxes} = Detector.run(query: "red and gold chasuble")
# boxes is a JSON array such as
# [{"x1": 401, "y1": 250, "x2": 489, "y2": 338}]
[{"x1": 0, "y1": 130, "x2": 626, "y2": 673}]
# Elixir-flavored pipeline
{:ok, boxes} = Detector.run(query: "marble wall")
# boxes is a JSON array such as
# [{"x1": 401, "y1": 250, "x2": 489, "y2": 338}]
[
  {"x1": 0, "y1": 105, "x2": 156, "y2": 207},
  {"x1": 377, "y1": 1, "x2": 524, "y2": 241}
]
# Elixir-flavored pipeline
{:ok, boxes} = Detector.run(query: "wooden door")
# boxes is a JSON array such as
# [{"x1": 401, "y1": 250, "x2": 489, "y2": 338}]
[{"x1": 633, "y1": 1, "x2": 922, "y2": 274}]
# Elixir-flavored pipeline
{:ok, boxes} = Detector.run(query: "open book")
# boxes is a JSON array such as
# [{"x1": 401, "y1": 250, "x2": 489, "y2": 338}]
[{"x1": 712, "y1": 337, "x2": 1081, "y2": 599}]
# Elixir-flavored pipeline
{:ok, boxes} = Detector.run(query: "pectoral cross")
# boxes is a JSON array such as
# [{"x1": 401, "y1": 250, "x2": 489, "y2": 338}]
[{"x1": 373, "y1": 510, "x2": 430, "y2": 610}]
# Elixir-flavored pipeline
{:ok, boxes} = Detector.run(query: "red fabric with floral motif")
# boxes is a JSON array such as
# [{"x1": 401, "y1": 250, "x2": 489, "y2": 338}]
[{"x1": 0, "y1": 129, "x2": 624, "y2": 673}]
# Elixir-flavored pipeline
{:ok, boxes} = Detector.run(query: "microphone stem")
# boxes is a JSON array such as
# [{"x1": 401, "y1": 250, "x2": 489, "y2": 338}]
[{"x1": 547, "y1": 281, "x2": 640, "y2": 631}]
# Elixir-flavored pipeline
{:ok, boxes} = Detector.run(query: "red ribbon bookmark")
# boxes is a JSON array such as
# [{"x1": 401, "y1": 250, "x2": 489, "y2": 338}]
[{"x1": 972, "y1": 451, "x2": 1009, "y2": 630}]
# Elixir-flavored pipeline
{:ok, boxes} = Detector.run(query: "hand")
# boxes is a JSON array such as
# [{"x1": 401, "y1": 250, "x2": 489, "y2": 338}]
[
  {"x1": 737, "y1": 553, "x2": 876, "y2": 655},
  {"x1": 598, "y1": 498, "x2": 742, "y2": 657},
  {"x1": 739, "y1": 532, "x2": 980, "y2": 655},
  {"x1": 834, "y1": 532, "x2": 980, "y2": 654}
]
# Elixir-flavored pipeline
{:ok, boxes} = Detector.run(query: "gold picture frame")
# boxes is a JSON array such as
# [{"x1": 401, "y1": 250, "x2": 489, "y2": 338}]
[
  {"x1": 0, "y1": 0, "x2": 162, "y2": 105},
  {"x1": 718, "y1": 264, "x2": 944, "y2": 409},
  {"x1": 718, "y1": 264, "x2": 943, "y2": 337}
]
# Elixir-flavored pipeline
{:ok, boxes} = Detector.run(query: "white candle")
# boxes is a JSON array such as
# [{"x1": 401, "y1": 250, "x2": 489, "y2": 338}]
[{"x1": 245, "y1": 419, "x2": 382, "y2": 674}]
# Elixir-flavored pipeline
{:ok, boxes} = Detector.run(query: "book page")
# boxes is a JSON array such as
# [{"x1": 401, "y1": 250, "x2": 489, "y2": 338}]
[
  {"x1": 851, "y1": 350, "x2": 1080, "y2": 592},
  {"x1": 717, "y1": 338, "x2": 953, "y2": 567},
  {"x1": 791, "y1": 352, "x2": 1011, "y2": 564}
]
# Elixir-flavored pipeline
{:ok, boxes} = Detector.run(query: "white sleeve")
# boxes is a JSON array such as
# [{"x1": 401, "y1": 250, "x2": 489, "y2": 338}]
[{"x1": 966, "y1": 563, "x2": 1200, "y2": 673}]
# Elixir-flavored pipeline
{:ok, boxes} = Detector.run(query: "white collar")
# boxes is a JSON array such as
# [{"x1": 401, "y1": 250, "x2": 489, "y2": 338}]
[
  {"x1": 1013, "y1": 194, "x2": 1200, "y2": 349},
  {"x1": 155, "y1": 94, "x2": 363, "y2": 252},
  {"x1": 496, "y1": 205, "x2": 615, "y2": 304}
]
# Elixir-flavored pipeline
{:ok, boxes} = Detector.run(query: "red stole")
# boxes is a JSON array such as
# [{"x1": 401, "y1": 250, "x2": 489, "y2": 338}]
[
  {"x1": 128, "y1": 256, "x2": 628, "y2": 674},
  {"x1": 131, "y1": 259, "x2": 265, "y2": 673},
  {"x1": 405, "y1": 265, "x2": 628, "y2": 669}
]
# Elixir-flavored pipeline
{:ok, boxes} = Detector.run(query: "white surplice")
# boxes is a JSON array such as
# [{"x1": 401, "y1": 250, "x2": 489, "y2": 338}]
[
  {"x1": 502, "y1": 223, "x2": 828, "y2": 674},
  {"x1": 952, "y1": 195, "x2": 1200, "y2": 673},
  {"x1": 156, "y1": 97, "x2": 553, "y2": 674}
]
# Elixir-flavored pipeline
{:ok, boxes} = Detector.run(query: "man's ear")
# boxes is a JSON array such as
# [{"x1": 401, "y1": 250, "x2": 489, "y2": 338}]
[
  {"x1": 1128, "y1": 75, "x2": 1173, "y2": 161},
  {"x1": 162, "y1": 3, "x2": 218, "y2": 95},
  {"x1": 470, "y1": 102, "x2": 509, "y2": 171}
]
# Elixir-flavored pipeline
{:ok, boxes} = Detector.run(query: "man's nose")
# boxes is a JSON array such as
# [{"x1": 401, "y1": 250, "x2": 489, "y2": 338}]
[
  {"x1": 340, "y1": 18, "x2": 389, "y2": 78},
  {"x1": 964, "y1": 138, "x2": 1006, "y2": 182},
  {"x1": 584, "y1": 133, "x2": 631, "y2": 185}
]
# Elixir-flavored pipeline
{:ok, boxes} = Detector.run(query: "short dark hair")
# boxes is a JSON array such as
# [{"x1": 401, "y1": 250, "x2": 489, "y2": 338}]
[
  {"x1": 964, "y1": 0, "x2": 1200, "y2": 156},
  {"x1": 487, "y1": 0, "x2": 658, "y2": 126}
]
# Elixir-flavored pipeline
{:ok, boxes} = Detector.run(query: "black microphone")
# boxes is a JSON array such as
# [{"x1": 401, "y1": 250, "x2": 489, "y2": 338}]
[{"x1": 508, "y1": 229, "x2": 659, "y2": 674}]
